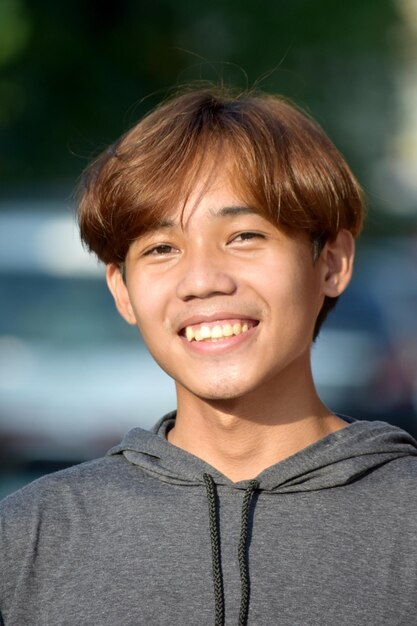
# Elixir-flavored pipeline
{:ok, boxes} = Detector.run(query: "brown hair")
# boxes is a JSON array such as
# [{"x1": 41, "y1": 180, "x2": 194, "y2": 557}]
[{"x1": 77, "y1": 86, "x2": 365, "y2": 337}]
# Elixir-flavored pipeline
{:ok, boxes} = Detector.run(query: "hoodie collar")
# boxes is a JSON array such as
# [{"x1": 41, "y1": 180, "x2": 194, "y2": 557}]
[{"x1": 107, "y1": 412, "x2": 417, "y2": 492}]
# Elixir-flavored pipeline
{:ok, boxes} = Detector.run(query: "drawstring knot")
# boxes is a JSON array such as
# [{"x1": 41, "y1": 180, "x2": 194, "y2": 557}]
[{"x1": 203, "y1": 474, "x2": 259, "y2": 626}]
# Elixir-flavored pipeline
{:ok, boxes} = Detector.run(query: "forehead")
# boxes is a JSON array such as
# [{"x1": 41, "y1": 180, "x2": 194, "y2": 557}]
[
  {"x1": 148, "y1": 166, "x2": 270, "y2": 232},
  {"x1": 153, "y1": 205, "x2": 263, "y2": 233}
]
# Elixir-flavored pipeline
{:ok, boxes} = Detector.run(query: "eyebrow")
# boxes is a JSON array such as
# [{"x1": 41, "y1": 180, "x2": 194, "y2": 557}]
[
  {"x1": 209, "y1": 205, "x2": 257, "y2": 219},
  {"x1": 155, "y1": 205, "x2": 257, "y2": 229}
]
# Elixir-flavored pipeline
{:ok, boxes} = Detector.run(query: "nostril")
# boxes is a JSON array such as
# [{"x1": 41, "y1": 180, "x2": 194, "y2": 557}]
[{"x1": 176, "y1": 268, "x2": 238, "y2": 301}]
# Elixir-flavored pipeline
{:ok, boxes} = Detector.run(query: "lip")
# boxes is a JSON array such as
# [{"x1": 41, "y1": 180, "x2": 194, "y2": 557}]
[
  {"x1": 177, "y1": 312, "x2": 259, "y2": 335},
  {"x1": 178, "y1": 318, "x2": 260, "y2": 354}
]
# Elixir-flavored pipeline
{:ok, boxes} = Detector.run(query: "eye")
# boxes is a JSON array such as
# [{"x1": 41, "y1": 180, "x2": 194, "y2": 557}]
[
  {"x1": 231, "y1": 231, "x2": 266, "y2": 243},
  {"x1": 143, "y1": 244, "x2": 177, "y2": 256}
]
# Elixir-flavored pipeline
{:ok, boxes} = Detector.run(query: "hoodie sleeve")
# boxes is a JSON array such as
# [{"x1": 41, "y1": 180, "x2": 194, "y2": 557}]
[{"x1": 0, "y1": 484, "x2": 40, "y2": 615}]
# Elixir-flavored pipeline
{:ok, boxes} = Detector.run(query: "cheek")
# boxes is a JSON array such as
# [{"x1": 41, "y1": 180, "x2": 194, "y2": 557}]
[
  {"x1": 263, "y1": 264, "x2": 322, "y2": 330},
  {"x1": 260, "y1": 257, "x2": 318, "y2": 301},
  {"x1": 129, "y1": 280, "x2": 181, "y2": 373},
  {"x1": 128, "y1": 280, "x2": 167, "y2": 334}
]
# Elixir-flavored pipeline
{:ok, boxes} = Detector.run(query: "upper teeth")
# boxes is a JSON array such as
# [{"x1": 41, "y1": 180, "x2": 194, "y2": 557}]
[{"x1": 185, "y1": 322, "x2": 250, "y2": 342}]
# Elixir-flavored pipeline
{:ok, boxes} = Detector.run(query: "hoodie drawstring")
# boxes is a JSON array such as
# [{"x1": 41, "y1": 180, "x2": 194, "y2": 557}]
[
  {"x1": 203, "y1": 473, "x2": 259, "y2": 626},
  {"x1": 237, "y1": 479, "x2": 259, "y2": 626},
  {"x1": 203, "y1": 473, "x2": 225, "y2": 626}
]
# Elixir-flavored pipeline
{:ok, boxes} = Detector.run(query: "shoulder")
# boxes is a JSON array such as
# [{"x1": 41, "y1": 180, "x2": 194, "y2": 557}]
[
  {"x1": 0, "y1": 452, "x2": 144, "y2": 530},
  {"x1": 380, "y1": 454, "x2": 417, "y2": 491},
  {"x1": 360, "y1": 454, "x2": 417, "y2": 524},
  {"x1": 0, "y1": 454, "x2": 153, "y2": 588}
]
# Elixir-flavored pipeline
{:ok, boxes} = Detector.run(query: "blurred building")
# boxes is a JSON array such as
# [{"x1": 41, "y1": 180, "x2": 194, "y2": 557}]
[{"x1": 1, "y1": 208, "x2": 417, "y2": 498}]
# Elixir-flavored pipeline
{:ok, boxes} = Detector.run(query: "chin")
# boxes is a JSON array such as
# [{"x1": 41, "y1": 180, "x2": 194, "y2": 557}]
[
  {"x1": 200, "y1": 388, "x2": 245, "y2": 402},
  {"x1": 184, "y1": 375, "x2": 260, "y2": 403}
]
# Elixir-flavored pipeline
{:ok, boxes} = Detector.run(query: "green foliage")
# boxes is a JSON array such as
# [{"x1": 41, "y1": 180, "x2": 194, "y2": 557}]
[
  {"x1": 0, "y1": 0, "x2": 405, "y2": 234},
  {"x1": 0, "y1": 0, "x2": 30, "y2": 66}
]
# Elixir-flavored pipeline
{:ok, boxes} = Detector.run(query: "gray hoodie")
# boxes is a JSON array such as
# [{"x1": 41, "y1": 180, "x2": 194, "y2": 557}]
[{"x1": 1, "y1": 414, "x2": 417, "y2": 625}]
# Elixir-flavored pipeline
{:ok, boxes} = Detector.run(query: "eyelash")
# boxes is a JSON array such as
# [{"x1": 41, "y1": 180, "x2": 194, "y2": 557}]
[
  {"x1": 143, "y1": 244, "x2": 177, "y2": 256},
  {"x1": 231, "y1": 231, "x2": 264, "y2": 243},
  {"x1": 143, "y1": 232, "x2": 265, "y2": 257}
]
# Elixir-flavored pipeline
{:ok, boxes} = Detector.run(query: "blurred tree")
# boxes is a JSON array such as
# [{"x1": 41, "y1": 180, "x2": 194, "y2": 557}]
[
  {"x1": 0, "y1": 0, "x2": 31, "y2": 65},
  {"x1": 1, "y1": 0, "x2": 412, "y2": 232}
]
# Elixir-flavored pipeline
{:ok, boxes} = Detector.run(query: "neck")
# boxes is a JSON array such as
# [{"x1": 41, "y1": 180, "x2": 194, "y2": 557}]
[{"x1": 167, "y1": 365, "x2": 346, "y2": 482}]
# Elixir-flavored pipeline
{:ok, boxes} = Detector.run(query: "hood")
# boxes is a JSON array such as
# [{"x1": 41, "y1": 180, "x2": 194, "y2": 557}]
[
  {"x1": 108, "y1": 412, "x2": 417, "y2": 626},
  {"x1": 107, "y1": 412, "x2": 417, "y2": 493}
]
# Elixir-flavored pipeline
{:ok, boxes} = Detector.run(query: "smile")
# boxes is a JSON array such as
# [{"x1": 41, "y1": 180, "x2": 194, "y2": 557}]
[{"x1": 183, "y1": 319, "x2": 259, "y2": 342}]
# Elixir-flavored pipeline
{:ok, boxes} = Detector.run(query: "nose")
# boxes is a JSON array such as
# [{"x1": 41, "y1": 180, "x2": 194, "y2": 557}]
[{"x1": 175, "y1": 249, "x2": 237, "y2": 301}]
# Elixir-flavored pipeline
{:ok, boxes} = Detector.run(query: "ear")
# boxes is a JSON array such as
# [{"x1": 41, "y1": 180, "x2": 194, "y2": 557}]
[
  {"x1": 321, "y1": 229, "x2": 355, "y2": 298},
  {"x1": 106, "y1": 264, "x2": 137, "y2": 325}
]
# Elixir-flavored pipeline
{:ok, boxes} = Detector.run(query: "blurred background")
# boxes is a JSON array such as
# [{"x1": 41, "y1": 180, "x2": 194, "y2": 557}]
[{"x1": 1, "y1": 0, "x2": 417, "y2": 498}]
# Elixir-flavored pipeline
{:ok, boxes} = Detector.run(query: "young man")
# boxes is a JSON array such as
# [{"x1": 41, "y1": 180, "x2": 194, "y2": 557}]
[{"x1": 1, "y1": 88, "x2": 417, "y2": 626}]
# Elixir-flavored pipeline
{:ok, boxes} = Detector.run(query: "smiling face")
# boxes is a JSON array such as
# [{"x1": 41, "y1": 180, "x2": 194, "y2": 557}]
[{"x1": 106, "y1": 168, "x2": 354, "y2": 407}]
